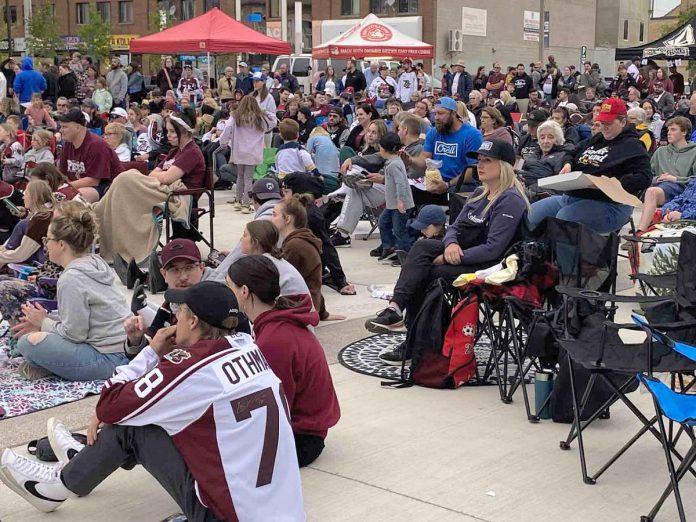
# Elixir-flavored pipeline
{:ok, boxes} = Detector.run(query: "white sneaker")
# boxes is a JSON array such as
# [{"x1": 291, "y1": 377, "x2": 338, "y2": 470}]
[
  {"x1": 47, "y1": 418, "x2": 85, "y2": 464},
  {"x1": 0, "y1": 448, "x2": 69, "y2": 512}
]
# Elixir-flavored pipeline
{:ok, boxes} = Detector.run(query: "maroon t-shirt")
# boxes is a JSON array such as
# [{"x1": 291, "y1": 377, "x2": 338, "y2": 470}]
[
  {"x1": 156, "y1": 140, "x2": 205, "y2": 189},
  {"x1": 59, "y1": 130, "x2": 123, "y2": 182}
]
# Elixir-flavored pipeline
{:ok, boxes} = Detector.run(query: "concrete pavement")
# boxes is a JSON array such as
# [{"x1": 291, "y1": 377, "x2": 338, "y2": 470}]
[{"x1": 0, "y1": 194, "x2": 689, "y2": 521}]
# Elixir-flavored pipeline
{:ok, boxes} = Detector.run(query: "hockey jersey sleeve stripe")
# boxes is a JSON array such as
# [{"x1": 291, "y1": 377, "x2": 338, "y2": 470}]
[{"x1": 110, "y1": 347, "x2": 240, "y2": 425}]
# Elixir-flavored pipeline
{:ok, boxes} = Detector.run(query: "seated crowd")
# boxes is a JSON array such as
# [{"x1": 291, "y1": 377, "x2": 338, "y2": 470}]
[{"x1": 0, "y1": 53, "x2": 693, "y2": 520}]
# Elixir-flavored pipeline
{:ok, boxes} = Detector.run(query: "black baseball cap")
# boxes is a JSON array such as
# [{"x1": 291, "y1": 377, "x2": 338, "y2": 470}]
[
  {"x1": 165, "y1": 281, "x2": 239, "y2": 329},
  {"x1": 466, "y1": 140, "x2": 516, "y2": 166},
  {"x1": 249, "y1": 177, "x2": 281, "y2": 201},
  {"x1": 55, "y1": 108, "x2": 86, "y2": 126},
  {"x1": 527, "y1": 109, "x2": 549, "y2": 126}
]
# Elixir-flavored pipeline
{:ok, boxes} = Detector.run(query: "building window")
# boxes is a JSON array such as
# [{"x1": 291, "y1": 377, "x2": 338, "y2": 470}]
[
  {"x1": 639, "y1": 21, "x2": 645, "y2": 42},
  {"x1": 623, "y1": 19, "x2": 629, "y2": 40},
  {"x1": 3, "y1": 6, "x2": 16, "y2": 24},
  {"x1": 369, "y1": 0, "x2": 417, "y2": 14},
  {"x1": 76, "y1": 3, "x2": 89, "y2": 24},
  {"x1": 119, "y1": 1, "x2": 133, "y2": 23},
  {"x1": 181, "y1": 0, "x2": 194, "y2": 20},
  {"x1": 204, "y1": 0, "x2": 220, "y2": 10},
  {"x1": 270, "y1": 0, "x2": 280, "y2": 18},
  {"x1": 341, "y1": 0, "x2": 359, "y2": 16},
  {"x1": 96, "y1": 2, "x2": 111, "y2": 22}
]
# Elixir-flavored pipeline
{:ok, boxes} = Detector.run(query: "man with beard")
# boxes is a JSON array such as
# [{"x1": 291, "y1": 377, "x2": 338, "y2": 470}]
[
  {"x1": 400, "y1": 96, "x2": 482, "y2": 194},
  {"x1": 325, "y1": 108, "x2": 349, "y2": 148},
  {"x1": 106, "y1": 57, "x2": 128, "y2": 109},
  {"x1": 344, "y1": 59, "x2": 366, "y2": 94}
]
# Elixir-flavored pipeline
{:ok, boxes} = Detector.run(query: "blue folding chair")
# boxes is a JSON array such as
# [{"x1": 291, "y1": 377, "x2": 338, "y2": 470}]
[{"x1": 635, "y1": 317, "x2": 696, "y2": 522}]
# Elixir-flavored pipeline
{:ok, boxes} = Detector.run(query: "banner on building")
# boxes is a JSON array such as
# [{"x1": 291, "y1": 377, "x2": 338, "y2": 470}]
[
  {"x1": 109, "y1": 34, "x2": 139, "y2": 51},
  {"x1": 523, "y1": 10, "x2": 550, "y2": 45},
  {"x1": 461, "y1": 7, "x2": 486, "y2": 37}
]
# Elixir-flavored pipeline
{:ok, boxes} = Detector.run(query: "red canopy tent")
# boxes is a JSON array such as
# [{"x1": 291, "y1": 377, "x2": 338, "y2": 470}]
[{"x1": 129, "y1": 7, "x2": 291, "y2": 55}]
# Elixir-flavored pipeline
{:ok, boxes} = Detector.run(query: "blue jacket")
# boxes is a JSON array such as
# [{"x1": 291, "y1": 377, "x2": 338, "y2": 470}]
[
  {"x1": 13, "y1": 58, "x2": 46, "y2": 103},
  {"x1": 663, "y1": 176, "x2": 696, "y2": 219},
  {"x1": 446, "y1": 71, "x2": 473, "y2": 101},
  {"x1": 315, "y1": 76, "x2": 344, "y2": 96}
]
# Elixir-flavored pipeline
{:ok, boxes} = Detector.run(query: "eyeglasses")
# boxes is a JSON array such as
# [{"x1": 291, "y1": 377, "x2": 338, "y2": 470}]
[
  {"x1": 42, "y1": 236, "x2": 58, "y2": 246},
  {"x1": 164, "y1": 263, "x2": 201, "y2": 276}
]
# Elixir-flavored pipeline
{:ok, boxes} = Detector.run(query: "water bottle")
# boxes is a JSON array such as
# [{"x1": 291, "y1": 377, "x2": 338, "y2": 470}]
[{"x1": 534, "y1": 371, "x2": 554, "y2": 419}]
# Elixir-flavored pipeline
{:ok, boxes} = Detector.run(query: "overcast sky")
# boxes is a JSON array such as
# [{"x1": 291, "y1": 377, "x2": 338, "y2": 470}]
[{"x1": 653, "y1": 0, "x2": 681, "y2": 17}]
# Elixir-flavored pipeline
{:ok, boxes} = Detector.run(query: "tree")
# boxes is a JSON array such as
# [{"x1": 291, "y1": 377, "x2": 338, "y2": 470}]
[
  {"x1": 147, "y1": 7, "x2": 177, "y2": 73},
  {"x1": 77, "y1": 6, "x2": 111, "y2": 64},
  {"x1": 25, "y1": 5, "x2": 63, "y2": 59}
]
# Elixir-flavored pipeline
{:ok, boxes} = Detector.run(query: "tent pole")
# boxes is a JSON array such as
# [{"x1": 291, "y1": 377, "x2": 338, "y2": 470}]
[{"x1": 207, "y1": 51, "x2": 211, "y2": 85}]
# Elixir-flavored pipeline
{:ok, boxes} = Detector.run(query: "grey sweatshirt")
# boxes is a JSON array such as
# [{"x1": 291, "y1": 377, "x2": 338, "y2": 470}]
[
  {"x1": 42, "y1": 254, "x2": 130, "y2": 353},
  {"x1": 264, "y1": 254, "x2": 311, "y2": 297},
  {"x1": 384, "y1": 156, "x2": 414, "y2": 210},
  {"x1": 208, "y1": 198, "x2": 281, "y2": 283}
]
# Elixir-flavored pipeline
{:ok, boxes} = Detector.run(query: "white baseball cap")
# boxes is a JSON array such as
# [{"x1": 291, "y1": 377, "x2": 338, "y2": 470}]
[{"x1": 110, "y1": 107, "x2": 128, "y2": 119}]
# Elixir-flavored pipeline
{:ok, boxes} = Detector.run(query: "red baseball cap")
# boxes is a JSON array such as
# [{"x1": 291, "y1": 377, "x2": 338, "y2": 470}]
[
  {"x1": 161, "y1": 239, "x2": 201, "y2": 268},
  {"x1": 596, "y1": 98, "x2": 627, "y2": 123}
]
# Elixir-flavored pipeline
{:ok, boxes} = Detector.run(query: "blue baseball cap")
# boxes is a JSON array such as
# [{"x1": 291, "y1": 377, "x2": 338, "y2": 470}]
[
  {"x1": 409, "y1": 205, "x2": 447, "y2": 231},
  {"x1": 434, "y1": 96, "x2": 457, "y2": 112},
  {"x1": 252, "y1": 72, "x2": 267, "y2": 81}
]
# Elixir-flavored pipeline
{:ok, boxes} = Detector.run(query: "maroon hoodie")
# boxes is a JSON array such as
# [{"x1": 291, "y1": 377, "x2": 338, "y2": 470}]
[{"x1": 252, "y1": 294, "x2": 341, "y2": 438}]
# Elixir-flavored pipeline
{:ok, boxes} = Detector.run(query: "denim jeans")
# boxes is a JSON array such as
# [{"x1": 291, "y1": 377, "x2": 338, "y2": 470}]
[
  {"x1": 528, "y1": 195, "x2": 633, "y2": 234},
  {"x1": 378, "y1": 208, "x2": 413, "y2": 251},
  {"x1": 17, "y1": 332, "x2": 128, "y2": 381}
]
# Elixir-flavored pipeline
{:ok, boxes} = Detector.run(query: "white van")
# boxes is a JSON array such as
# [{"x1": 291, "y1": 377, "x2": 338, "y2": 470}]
[{"x1": 271, "y1": 54, "x2": 401, "y2": 94}]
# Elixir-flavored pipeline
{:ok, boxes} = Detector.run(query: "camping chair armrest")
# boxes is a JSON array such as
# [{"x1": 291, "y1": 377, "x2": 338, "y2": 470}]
[
  {"x1": 621, "y1": 234, "x2": 681, "y2": 245},
  {"x1": 556, "y1": 285, "x2": 669, "y2": 304},
  {"x1": 168, "y1": 188, "x2": 208, "y2": 197}
]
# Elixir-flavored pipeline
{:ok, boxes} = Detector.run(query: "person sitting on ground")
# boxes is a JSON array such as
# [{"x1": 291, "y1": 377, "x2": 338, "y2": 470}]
[
  {"x1": 6, "y1": 114, "x2": 29, "y2": 149},
  {"x1": 80, "y1": 98, "x2": 106, "y2": 135},
  {"x1": 281, "y1": 174, "x2": 355, "y2": 295},
  {"x1": 635, "y1": 116, "x2": 696, "y2": 233},
  {"x1": 271, "y1": 196, "x2": 344, "y2": 321},
  {"x1": 409, "y1": 204, "x2": 447, "y2": 241},
  {"x1": 24, "y1": 129, "x2": 55, "y2": 167},
  {"x1": 226, "y1": 255, "x2": 341, "y2": 467},
  {"x1": 276, "y1": 119, "x2": 319, "y2": 179},
  {"x1": 365, "y1": 140, "x2": 530, "y2": 364},
  {"x1": 103, "y1": 122, "x2": 132, "y2": 162},
  {"x1": 240, "y1": 220, "x2": 312, "y2": 299},
  {"x1": 13, "y1": 202, "x2": 131, "y2": 381},
  {"x1": 375, "y1": 132, "x2": 415, "y2": 262},
  {"x1": 97, "y1": 111, "x2": 205, "y2": 266},
  {"x1": 296, "y1": 107, "x2": 316, "y2": 145},
  {"x1": 626, "y1": 107, "x2": 656, "y2": 154},
  {"x1": 325, "y1": 107, "x2": 350, "y2": 149},
  {"x1": 0, "y1": 180, "x2": 53, "y2": 268},
  {"x1": 0, "y1": 281, "x2": 305, "y2": 520},
  {"x1": 528, "y1": 98, "x2": 652, "y2": 234},
  {"x1": 57, "y1": 108, "x2": 123, "y2": 203},
  {"x1": 0, "y1": 123, "x2": 25, "y2": 184},
  {"x1": 307, "y1": 126, "x2": 341, "y2": 194},
  {"x1": 29, "y1": 162, "x2": 82, "y2": 203},
  {"x1": 480, "y1": 106, "x2": 513, "y2": 145},
  {"x1": 518, "y1": 120, "x2": 576, "y2": 197},
  {"x1": 210, "y1": 177, "x2": 283, "y2": 283}
]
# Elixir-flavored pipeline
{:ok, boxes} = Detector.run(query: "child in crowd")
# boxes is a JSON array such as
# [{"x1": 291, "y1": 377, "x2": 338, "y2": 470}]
[
  {"x1": 24, "y1": 130, "x2": 55, "y2": 168},
  {"x1": 92, "y1": 78, "x2": 113, "y2": 113},
  {"x1": 30, "y1": 163, "x2": 82, "y2": 203},
  {"x1": 275, "y1": 119, "x2": 319, "y2": 179},
  {"x1": 409, "y1": 204, "x2": 447, "y2": 241},
  {"x1": 6, "y1": 115, "x2": 29, "y2": 149},
  {"x1": 376, "y1": 132, "x2": 415, "y2": 261},
  {"x1": 0, "y1": 123, "x2": 26, "y2": 184},
  {"x1": 25, "y1": 93, "x2": 56, "y2": 130}
]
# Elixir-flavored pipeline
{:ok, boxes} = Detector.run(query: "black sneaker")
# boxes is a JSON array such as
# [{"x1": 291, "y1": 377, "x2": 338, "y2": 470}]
[
  {"x1": 331, "y1": 232, "x2": 351, "y2": 247},
  {"x1": 378, "y1": 248, "x2": 397, "y2": 261},
  {"x1": 213, "y1": 180, "x2": 232, "y2": 190},
  {"x1": 365, "y1": 307, "x2": 404, "y2": 333},
  {"x1": 379, "y1": 341, "x2": 410, "y2": 366},
  {"x1": 369, "y1": 246, "x2": 383, "y2": 257}
]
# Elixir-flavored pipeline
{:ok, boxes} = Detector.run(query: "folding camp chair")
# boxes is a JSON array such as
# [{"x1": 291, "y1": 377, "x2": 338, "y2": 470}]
[
  {"x1": 502, "y1": 218, "x2": 621, "y2": 420},
  {"x1": 632, "y1": 320, "x2": 696, "y2": 521},
  {"x1": 163, "y1": 148, "x2": 216, "y2": 250}
]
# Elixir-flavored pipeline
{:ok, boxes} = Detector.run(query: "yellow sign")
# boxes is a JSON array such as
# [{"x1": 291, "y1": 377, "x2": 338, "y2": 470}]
[{"x1": 109, "y1": 34, "x2": 139, "y2": 51}]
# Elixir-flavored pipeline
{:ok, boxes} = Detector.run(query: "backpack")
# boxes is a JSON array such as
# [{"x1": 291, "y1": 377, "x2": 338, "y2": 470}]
[{"x1": 408, "y1": 280, "x2": 478, "y2": 389}]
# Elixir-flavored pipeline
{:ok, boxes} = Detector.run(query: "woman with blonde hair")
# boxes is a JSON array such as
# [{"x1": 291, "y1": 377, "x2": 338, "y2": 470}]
[
  {"x1": 307, "y1": 126, "x2": 341, "y2": 190},
  {"x1": 366, "y1": 139, "x2": 530, "y2": 362},
  {"x1": 456, "y1": 100, "x2": 477, "y2": 127},
  {"x1": 219, "y1": 94, "x2": 278, "y2": 212},
  {"x1": 103, "y1": 122, "x2": 131, "y2": 161},
  {"x1": 14, "y1": 202, "x2": 131, "y2": 380}
]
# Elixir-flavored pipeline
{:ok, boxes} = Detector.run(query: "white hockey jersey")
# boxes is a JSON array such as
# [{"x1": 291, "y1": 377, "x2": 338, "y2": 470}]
[{"x1": 97, "y1": 333, "x2": 305, "y2": 522}]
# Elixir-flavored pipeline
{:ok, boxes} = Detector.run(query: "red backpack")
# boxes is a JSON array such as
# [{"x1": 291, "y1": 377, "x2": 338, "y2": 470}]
[{"x1": 410, "y1": 294, "x2": 478, "y2": 389}]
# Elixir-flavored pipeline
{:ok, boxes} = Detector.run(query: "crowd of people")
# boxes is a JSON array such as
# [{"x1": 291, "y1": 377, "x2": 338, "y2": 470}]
[{"x1": 0, "y1": 51, "x2": 694, "y2": 520}]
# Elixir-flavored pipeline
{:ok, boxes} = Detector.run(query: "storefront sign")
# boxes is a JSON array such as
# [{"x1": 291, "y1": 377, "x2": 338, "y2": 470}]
[
  {"x1": 0, "y1": 37, "x2": 24, "y2": 52},
  {"x1": 109, "y1": 34, "x2": 139, "y2": 51},
  {"x1": 61, "y1": 36, "x2": 82, "y2": 50},
  {"x1": 461, "y1": 7, "x2": 486, "y2": 37}
]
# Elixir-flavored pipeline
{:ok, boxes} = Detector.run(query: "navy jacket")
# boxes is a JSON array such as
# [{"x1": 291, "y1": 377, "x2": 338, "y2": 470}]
[{"x1": 446, "y1": 71, "x2": 473, "y2": 101}]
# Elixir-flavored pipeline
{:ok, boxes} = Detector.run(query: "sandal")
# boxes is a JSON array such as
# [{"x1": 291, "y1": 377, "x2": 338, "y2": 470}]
[{"x1": 339, "y1": 284, "x2": 356, "y2": 296}]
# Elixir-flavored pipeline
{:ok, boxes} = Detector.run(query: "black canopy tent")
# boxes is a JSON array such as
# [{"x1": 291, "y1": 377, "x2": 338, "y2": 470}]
[{"x1": 615, "y1": 16, "x2": 696, "y2": 61}]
